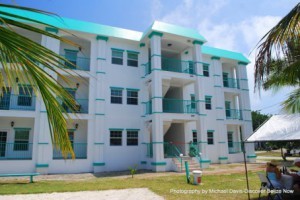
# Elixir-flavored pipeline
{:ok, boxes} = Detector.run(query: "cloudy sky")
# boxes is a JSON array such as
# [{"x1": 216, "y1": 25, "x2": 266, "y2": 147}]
[{"x1": 3, "y1": 0, "x2": 299, "y2": 114}]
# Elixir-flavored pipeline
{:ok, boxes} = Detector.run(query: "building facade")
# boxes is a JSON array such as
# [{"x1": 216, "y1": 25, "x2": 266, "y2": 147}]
[{"x1": 0, "y1": 9, "x2": 256, "y2": 174}]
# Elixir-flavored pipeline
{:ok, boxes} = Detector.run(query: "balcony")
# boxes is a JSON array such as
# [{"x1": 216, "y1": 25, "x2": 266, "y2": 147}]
[
  {"x1": 223, "y1": 78, "x2": 239, "y2": 89},
  {"x1": 143, "y1": 57, "x2": 195, "y2": 76},
  {"x1": 228, "y1": 142, "x2": 243, "y2": 154},
  {"x1": 60, "y1": 55, "x2": 90, "y2": 71},
  {"x1": 0, "y1": 94, "x2": 36, "y2": 111},
  {"x1": 53, "y1": 143, "x2": 87, "y2": 159},
  {"x1": 225, "y1": 109, "x2": 243, "y2": 120},
  {"x1": 58, "y1": 98, "x2": 89, "y2": 114},
  {"x1": 144, "y1": 99, "x2": 197, "y2": 115},
  {"x1": 0, "y1": 143, "x2": 33, "y2": 160}
]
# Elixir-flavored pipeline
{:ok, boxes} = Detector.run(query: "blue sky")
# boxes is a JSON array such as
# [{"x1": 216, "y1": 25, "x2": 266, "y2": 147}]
[{"x1": 3, "y1": 0, "x2": 299, "y2": 114}]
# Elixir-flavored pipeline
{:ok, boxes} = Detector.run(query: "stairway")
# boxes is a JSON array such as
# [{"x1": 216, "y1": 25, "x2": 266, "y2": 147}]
[{"x1": 172, "y1": 156, "x2": 201, "y2": 172}]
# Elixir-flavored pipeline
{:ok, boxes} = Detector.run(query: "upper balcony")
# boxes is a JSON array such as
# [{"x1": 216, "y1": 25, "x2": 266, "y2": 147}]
[{"x1": 223, "y1": 77, "x2": 240, "y2": 89}]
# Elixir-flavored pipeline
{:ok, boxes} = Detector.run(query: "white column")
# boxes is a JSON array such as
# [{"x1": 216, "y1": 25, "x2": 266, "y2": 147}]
[
  {"x1": 193, "y1": 41, "x2": 209, "y2": 165},
  {"x1": 35, "y1": 28, "x2": 60, "y2": 174},
  {"x1": 93, "y1": 36, "x2": 108, "y2": 172}
]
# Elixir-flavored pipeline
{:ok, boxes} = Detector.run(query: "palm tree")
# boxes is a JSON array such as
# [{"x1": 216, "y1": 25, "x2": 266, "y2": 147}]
[
  {"x1": 0, "y1": 4, "x2": 81, "y2": 157},
  {"x1": 254, "y1": 2, "x2": 300, "y2": 113}
]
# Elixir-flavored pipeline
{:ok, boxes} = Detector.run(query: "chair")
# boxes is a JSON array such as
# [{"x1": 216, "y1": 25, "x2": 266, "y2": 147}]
[{"x1": 257, "y1": 172, "x2": 283, "y2": 200}]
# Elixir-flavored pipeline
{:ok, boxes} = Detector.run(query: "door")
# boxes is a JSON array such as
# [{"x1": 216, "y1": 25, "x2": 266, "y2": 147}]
[
  {"x1": 225, "y1": 101, "x2": 231, "y2": 118},
  {"x1": 0, "y1": 87, "x2": 11, "y2": 110},
  {"x1": 223, "y1": 73, "x2": 229, "y2": 87},
  {"x1": 0, "y1": 131, "x2": 7, "y2": 157}
]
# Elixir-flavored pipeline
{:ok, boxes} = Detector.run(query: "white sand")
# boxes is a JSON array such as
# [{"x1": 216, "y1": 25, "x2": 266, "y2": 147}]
[{"x1": 0, "y1": 188, "x2": 164, "y2": 200}]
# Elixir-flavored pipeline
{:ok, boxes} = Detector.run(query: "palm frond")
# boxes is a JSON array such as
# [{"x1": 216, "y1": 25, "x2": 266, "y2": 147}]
[{"x1": 282, "y1": 88, "x2": 300, "y2": 113}]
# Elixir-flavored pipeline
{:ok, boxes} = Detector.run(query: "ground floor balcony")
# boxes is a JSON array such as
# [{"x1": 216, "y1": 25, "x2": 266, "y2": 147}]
[
  {"x1": 0, "y1": 143, "x2": 33, "y2": 160},
  {"x1": 144, "y1": 99, "x2": 197, "y2": 115},
  {"x1": 53, "y1": 143, "x2": 87, "y2": 159},
  {"x1": 0, "y1": 94, "x2": 36, "y2": 111}
]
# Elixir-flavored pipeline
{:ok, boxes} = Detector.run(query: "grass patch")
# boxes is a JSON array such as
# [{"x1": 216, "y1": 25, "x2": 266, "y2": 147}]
[
  {"x1": 0, "y1": 171, "x2": 268, "y2": 200},
  {"x1": 256, "y1": 151, "x2": 282, "y2": 157}
]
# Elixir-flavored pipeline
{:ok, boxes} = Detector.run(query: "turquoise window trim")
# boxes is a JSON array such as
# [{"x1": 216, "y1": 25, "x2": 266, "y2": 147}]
[
  {"x1": 213, "y1": 74, "x2": 221, "y2": 77},
  {"x1": 205, "y1": 95, "x2": 212, "y2": 98},
  {"x1": 192, "y1": 40, "x2": 204, "y2": 45},
  {"x1": 40, "y1": 111, "x2": 47, "y2": 113},
  {"x1": 36, "y1": 164, "x2": 49, "y2": 168},
  {"x1": 218, "y1": 157, "x2": 228, "y2": 160},
  {"x1": 95, "y1": 113, "x2": 105, "y2": 116},
  {"x1": 64, "y1": 49, "x2": 79, "y2": 52},
  {"x1": 14, "y1": 128, "x2": 31, "y2": 131},
  {"x1": 96, "y1": 35, "x2": 109, "y2": 41},
  {"x1": 200, "y1": 159, "x2": 211, "y2": 163},
  {"x1": 94, "y1": 142, "x2": 105, "y2": 145},
  {"x1": 95, "y1": 98, "x2": 105, "y2": 101},
  {"x1": 214, "y1": 85, "x2": 222, "y2": 88},
  {"x1": 151, "y1": 162, "x2": 166, "y2": 166},
  {"x1": 139, "y1": 43, "x2": 145, "y2": 47},
  {"x1": 194, "y1": 61, "x2": 210, "y2": 65},
  {"x1": 211, "y1": 56, "x2": 220, "y2": 60},
  {"x1": 242, "y1": 89, "x2": 250, "y2": 91},
  {"x1": 109, "y1": 128, "x2": 124, "y2": 131},
  {"x1": 45, "y1": 27, "x2": 58, "y2": 34},
  {"x1": 148, "y1": 31, "x2": 163, "y2": 38},
  {"x1": 96, "y1": 71, "x2": 106, "y2": 74},
  {"x1": 97, "y1": 57, "x2": 106, "y2": 60},
  {"x1": 93, "y1": 162, "x2": 105, "y2": 166},
  {"x1": 141, "y1": 161, "x2": 147, "y2": 164},
  {"x1": 207, "y1": 130, "x2": 215, "y2": 132},
  {"x1": 110, "y1": 87, "x2": 124, "y2": 90},
  {"x1": 126, "y1": 129, "x2": 140, "y2": 131},
  {"x1": 126, "y1": 88, "x2": 140, "y2": 91},
  {"x1": 216, "y1": 107, "x2": 223, "y2": 109},
  {"x1": 218, "y1": 142, "x2": 226, "y2": 144},
  {"x1": 198, "y1": 113, "x2": 207, "y2": 116},
  {"x1": 38, "y1": 142, "x2": 48, "y2": 145},
  {"x1": 127, "y1": 50, "x2": 140, "y2": 54},
  {"x1": 238, "y1": 61, "x2": 248, "y2": 65},
  {"x1": 192, "y1": 129, "x2": 197, "y2": 132},
  {"x1": 63, "y1": 87, "x2": 77, "y2": 91},
  {"x1": 111, "y1": 48, "x2": 125, "y2": 52}
]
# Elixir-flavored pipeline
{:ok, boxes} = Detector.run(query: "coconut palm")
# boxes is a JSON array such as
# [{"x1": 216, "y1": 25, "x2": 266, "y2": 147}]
[
  {"x1": 254, "y1": 2, "x2": 300, "y2": 113},
  {"x1": 0, "y1": 4, "x2": 81, "y2": 157}
]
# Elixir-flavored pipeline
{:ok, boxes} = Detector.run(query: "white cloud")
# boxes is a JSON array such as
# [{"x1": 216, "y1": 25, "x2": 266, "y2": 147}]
[{"x1": 150, "y1": 0, "x2": 163, "y2": 21}]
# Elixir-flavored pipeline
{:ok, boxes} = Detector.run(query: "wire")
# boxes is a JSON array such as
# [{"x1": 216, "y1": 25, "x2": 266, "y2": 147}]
[{"x1": 256, "y1": 102, "x2": 281, "y2": 111}]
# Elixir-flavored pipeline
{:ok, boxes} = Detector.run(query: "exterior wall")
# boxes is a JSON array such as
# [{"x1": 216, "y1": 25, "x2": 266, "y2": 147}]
[{"x1": 0, "y1": 22, "x2": 255, "y2": 174}]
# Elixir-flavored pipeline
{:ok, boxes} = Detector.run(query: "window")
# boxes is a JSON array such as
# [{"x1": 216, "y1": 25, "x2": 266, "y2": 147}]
[
  {"x1": 188, "y1": 61, "x2": 194, "y2": 74},
  {"x1": 190, "y1": 94, "x2": 196, "y2": 110},
  {"x1": 225, "y1": 101, "x2": 231, "y2": 117},
  {"x1": 127, "y1": 90, "x2": 138, "y2": 105},
  {"x1": 17, "y1": 86, "x2": 33, "y2": 106},
  {"x1": 192, "y1": 131, "x2": 197, "y2": 143},
  {"x1": 127, "y1": 131, "x2": 138, "y2": 146},
  {"x1": 227, "y1": 132, "x2": 233, "y2": 148},
  {"x1": 223, "y1": 73, "x2": 229, "y2": 87},
  {"x1": 203, "y1": 64, "x2": 209, "y2": 77},
  {"x1": 205, "y1": 96, "x2": 212, "y2": 110},
  {"x1": 14, "y1": 129, "x2": 30, "y2": 151},
  {"x1": 111, "y1": 88, "x2": 123, "y2": 104},
  {"x1": 127, "y1": 52, "x2": 138, "y2": 67},
  {"x1": 207, "y1": 131, "x2": 214, "y2": 145},
  {"x1": 110, "y1": 131, "x2": 122, "y2": 146},
  {"x1": 64, "y1": 49, "x2": 78, "y2": 69},
  {"x1": 112, "y1": 49, "x2": 123, "y2": 65}
]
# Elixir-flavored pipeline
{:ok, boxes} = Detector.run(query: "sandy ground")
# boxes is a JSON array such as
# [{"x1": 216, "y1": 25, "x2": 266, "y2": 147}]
[{"x1": 0, "y1": 188, "x2": 164, "y2": 200}]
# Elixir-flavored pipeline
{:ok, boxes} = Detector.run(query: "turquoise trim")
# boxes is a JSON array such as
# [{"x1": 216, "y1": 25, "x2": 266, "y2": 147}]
[
  {"x1": 110, "y1": 87, "x2": 124, "y2": 90},
  {"x1": 127, "y1": 50, "x2": 140, "y2": 54},
  {"x1": 96, "y1": 35, "x2": 109, "y2": 41},
  {"x1": 96, "y1": 71, "x2": 106, "y2": 74},
  {"x1": 97, "y1": 57, "x2": 106, "y2": 61},
  {"x1": 198, "y1": 141, "x2": 208, "y2": 144},
  {"x1": 192, "y1": 129, "x2": 197, "y2": 132},
  {"x1": 243, "y1": 109, "x2": 251, "y2": 111},
  {"x1": 126, "y1": 88, "x2": 140, "y2": 91},
  {"x1": 213, "y1": 74, "x2": 221, "y2": 77},
  {"x1": 109, "y1": 128, "x2": 124, "y2": 131},
  {"x1": 218, "y1": 157, "x2": 228, "y2": 160},
  {"x1": 95, "y1": 113, "x2": 105, "y2": 116},
  {"x1": 247, "y1": 154, "x2": 257, "y2": 158},
  {"x1": 199, "y1": 113, "x2": 207, "y2": 116},
  {"x1": 95, "y1": 98, "x2": 105, "y2": 101},
  {"x1": 205, "y1": 95, "x2": 212, "y2": 98},
  {"x1": 67, "y1": 128, "x2": 76, "y2": 132},
  {"x1": 216, "y1": 107, "x2": 223, "y2": 109},
  {"x1": 151, "y1": 96, "x2": 163, "y2": 99},
  {"x1": 194, "y1": 61, "x2": 210, "y2": 65},
  {"x1": 202, "y1": 46, "x2": 250, "y2": 63},
  {"x1": 93, "y1": 162, "x2": 105, "y2": 166},
  {"x1": 141, "y1": 115, "x2": 146, "y2": 117},
  {"x1": 126, "y1": 129, "x2": 140, "y2": 131},
  {"x1": 207, "y1": 130, "x2": 215, "y2": 132},
  {"x1": 94, "y1": 142, "x2": 105, "y2": 145},
  {"x1": 139, "y1": 43, "x2": 145, "y2": 47},
  {"x1": 36, "y1": 164, "x2": 49, "y2": 168},
  {"x1": 141, "y1": 161, "x2": 147, "y2": 164},
  {"x1": 214, "y1": 85, "x2": 222, "y2": 88},
  {"x1": 14, "y1": 128, "x2": 31, "y2": 131},
  {"x1": 200, "y1": 159, "x2": 211, "y2": 163},
  {"x1": 64, "y1": 49, "x2": 78, "y2": 52},
  {"x1": 244, "y1": 120, "x2": 252, "y2": 122},
  {"x1": 150, "y1": 54, "x2": 162, "y2": 58},
  {"x1": 38, "y1": 142, "x2": 48, "y2": 145},
  {"x1": 45, "y1": 27, "x2": 58, "y2": 34},
  {"x1": 238, "y1": 61, "x2": 248, "y2": 65},
  {"x1": 242, "y1": 89, "x2": 250, "y2": 91},
  {"x1": 211, "y1": 56, "x2": 220, "y2": 60},
  {"x1": 151, "y1": 162, "x2": 166, "y2": 166},
  {"x1": 193, "y1": 40, "x2": 204, "y2": 45},
  {"x1": 40, "y1": 111, "x2": 47, "y2": 113},
  {"x1": 111, "y1": 48, "x2": 124, "y2": 52},
  {"x1": 240, "y1": 78, "x2": 248, "y2": 81},
  {"x1": 218, "y1": 142, "x2": 226, "y2": 144},
  {"x1": 152, "y1": 142, "x2": 164, "y2": 144},
  {"x1": 217, "y1": 119, "x2": 225, "y2": 121},
  {"x1": 148, "y1": 31, "x2": 163, "y2": 38}
]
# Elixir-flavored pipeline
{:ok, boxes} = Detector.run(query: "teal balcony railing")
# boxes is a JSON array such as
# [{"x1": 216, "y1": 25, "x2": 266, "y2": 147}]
[
  {"x1": 145, "y1": 101, "x2": 152, "y2": 115},
  {"x1": 223, "y1": 78, "x2": 239, "y2": 89},
  {"x1": 58, "y1": 98, "x2": 89, "y2": 114},
  {"x1": 143, "y1": 57, "x2": 195, "y2": 76},
  {"x1": 53, "y1": 143, "x2": 87, "y2": 159},
  {"x1": 0, "y1": 143, "x2": 33, "y2": 160},
  {"x1": 0, "y1": 94, "x2": 36, "y2": 111},
  {"x1": 228, "y1": 142, "x2": 243, "y2": 154},
  {"x1": 163, "y1": 98, "x2": 197, "y2": 114},
  {"x1": 60, "y1": 55, "x2": 90, "y2": 71},
  {"x1": 225, "y1": 109, "x2": 243, "y2": 120},
  {"x1": 164, "y1": 142, "x2": 182, "y2": 158}
]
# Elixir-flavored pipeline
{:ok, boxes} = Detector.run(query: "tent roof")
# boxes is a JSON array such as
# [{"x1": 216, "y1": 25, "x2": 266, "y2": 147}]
[{"x1": 246, "y1": 114, "x2": 300, "y2": 142}]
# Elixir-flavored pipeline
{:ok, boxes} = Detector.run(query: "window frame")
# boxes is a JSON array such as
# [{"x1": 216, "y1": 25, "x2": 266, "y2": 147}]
[
  {"x1": 110, "y1": 130, "x2": 122, "y2": 146},
  {"x1": 203, "y1": 64, "x2": 209, "y2": 77},
  {"x1": 192, "y1": 130, "x2": 197, "y2": 144},
  {"x1": 17, "y1": 85, "x2": 33, "y2": 106},
  {"x1": 111, "y1": 88, "x2": 123, "y2": 104},
  {"x1": 127, "y1": 130, "x2": 138, "y2": 146},
  {"x1": 126, "y1": 89, "x2": 138, "y2": 105},
  {"x1": 14, "y1": 129, "x2": 30, "y2": 151},
  {"x1": 227, "y1": 132, "x2": 233, "y2": 148},
  {"x1": 205, "y1": 96, "x2": 212, "y2": 110},
  {"x1": 127, "y1": 51, "x2": 139, "y2": 67},
  {"x1": 111, "y1": 49, "x2": 124, "y2": 65},
  {"x1": 207, "y1": 131, "x2": 214, "y2": 145}
]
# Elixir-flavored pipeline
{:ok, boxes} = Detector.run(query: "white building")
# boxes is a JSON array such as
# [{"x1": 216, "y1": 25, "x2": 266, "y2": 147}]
[{"x1": 0, "y1": 8, "x2": 256, "y2": 174}]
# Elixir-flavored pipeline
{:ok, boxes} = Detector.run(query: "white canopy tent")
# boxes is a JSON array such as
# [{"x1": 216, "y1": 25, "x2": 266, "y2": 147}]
[{"x1": 246, "y1": 114, "x2": 300, "y2": 142}]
